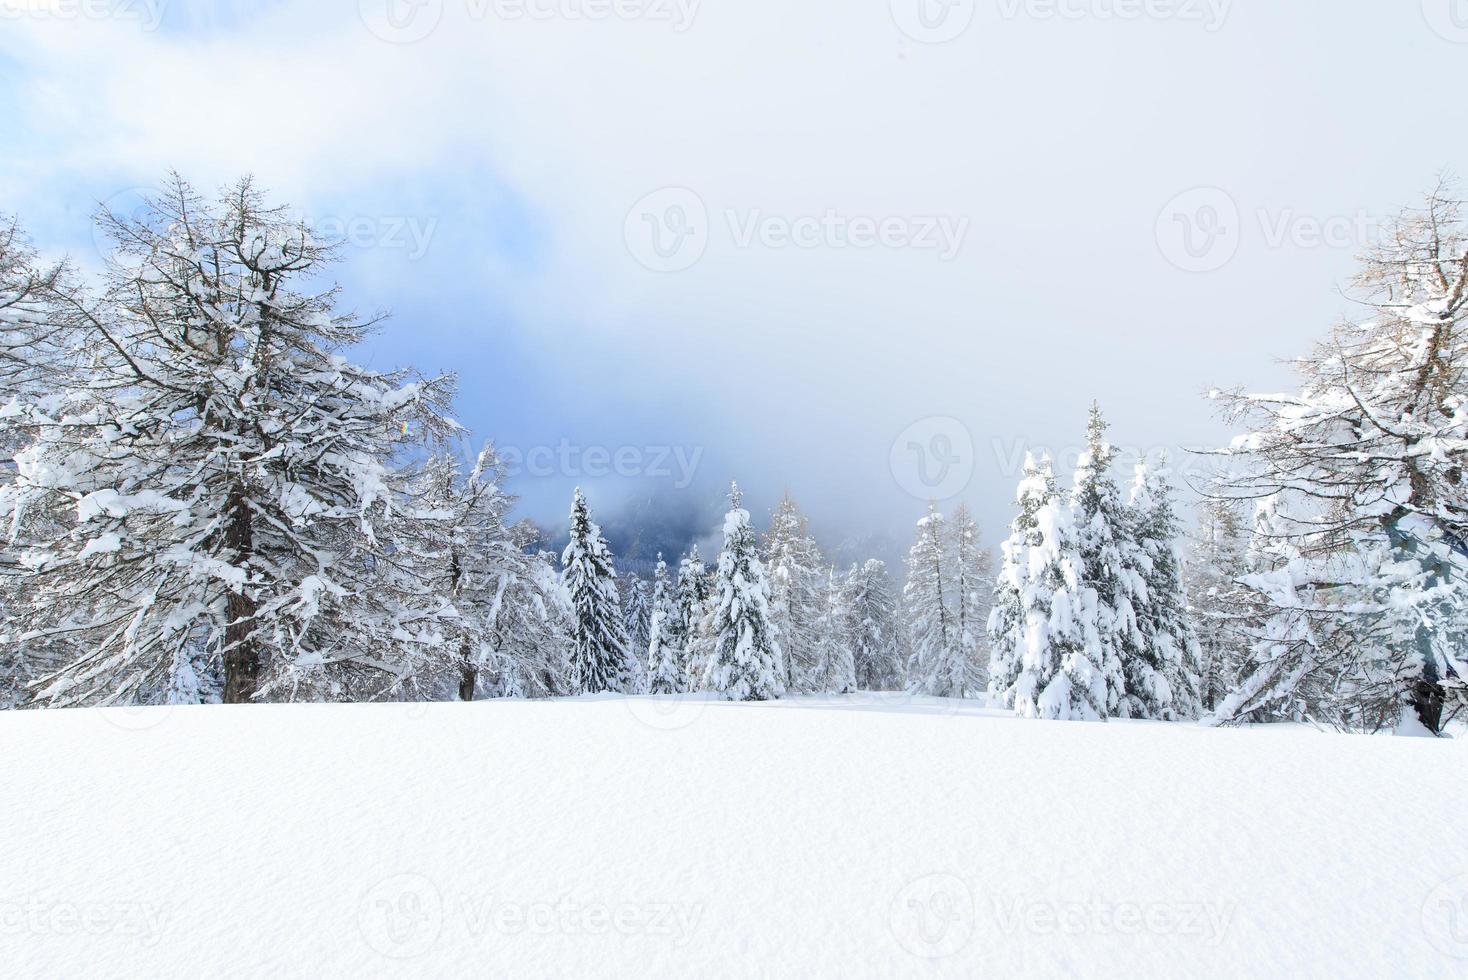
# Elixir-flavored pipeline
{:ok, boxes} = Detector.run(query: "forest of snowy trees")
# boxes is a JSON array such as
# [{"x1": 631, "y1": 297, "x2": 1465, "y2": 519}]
[{"x1": 0, "y1": 176, "x2": 1464, "y2": 735}]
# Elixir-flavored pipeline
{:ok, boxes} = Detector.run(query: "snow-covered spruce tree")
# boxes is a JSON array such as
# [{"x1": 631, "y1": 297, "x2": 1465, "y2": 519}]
[
  {"x1": 903, "y1": 503, "x2": 962, "y2": 697},
  {"x1": 988, "y1": 453, "x2": 1052, "y2": 708},
  {"x1": 1069, "y1": 405, "x2": 1138, "y2": 718},
  {"x1": 672, "y1": 545, "x2": 710, "y2": 687},
  {"x1": 1127, "y1": 460, "x2": 1202, "y2": 719},
  {"x1": 622, "y1": 573, "x2": 653, "y2": 669},
  {"x1": 950, "y1": 503, "x2": 993, "y2": 698},
  {"x1": 844, "y1": 559, "x2": 902, "y2": 690},
  {"x1": 645, "y1": 554, "x2": 683, "y2": 694},
  {"x1": 812, "y1": 567, "x2": 857, "y2": 693},
  {"x1": 2, "y1": 176, "x2": 456, "y2": 706},
  {"x1": 762, "y1": 490, "x2": 825, "y2": 692},
  {"x1": 1207, "y1": 186, "x2": 1468, "y2": 734},
  {"x1": 562, "y1": 487, "x2": 637, "y2": 694},
  {"x1": 1184, "y1": 497, "x2": 1254, "y2": 712},
  {"x1": 701, "y1": 482, "x2": 784, "y2": 701},
  {"x1": 987, "y1": 453, "x2": 1104, "y2": 719}
]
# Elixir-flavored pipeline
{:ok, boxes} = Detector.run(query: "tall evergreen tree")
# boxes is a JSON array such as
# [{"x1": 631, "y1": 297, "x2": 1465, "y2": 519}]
[
  {"x1": 903, "y1": 504, "x2": 962, "y2": 697},
  {"x1": 1184, "y1": 497, "x2": 1253, "y2": 712},
  {"x1": 672, "y1": 545, "x2": 711, "y2": 688},
  {"x1": 812, "y1": 567, "x2": 857, "y2": 693},
  {"x1": 622, "y1": 574, "x2": 653, "y2": 668},
  {"x1": 844, "y1": 559, "x2": 902, "y2": 691},
  {"x1": 762, "y1": 490, "x2": 824, "y2": 692},
  {"x1": 702, "y1": 482, "x2": 784, "y2": 701},
  {"x1": 645, "y1": 554, "x2": 682, "y2": 695},
  {"x1": 950, "y1": 503, "x2": 993, "y2": 697},
  {"x1": 1069, "y1": 404, "x2": 1136, "y2": 717},
  {"x1": 987, "y1": 453, "x2": 1102, "y2": 719},
  {"x1": 1126, "y1": 460, "x2": 1202, "y2": 719},
  {"x1": 561, "y1": 488, "x2": 635, "y2": 693}
]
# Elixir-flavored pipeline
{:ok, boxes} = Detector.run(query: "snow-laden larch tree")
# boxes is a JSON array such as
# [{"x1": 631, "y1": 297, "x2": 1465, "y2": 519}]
[
  {"x1": 2, "y1": 176, "x2": 456, "y2": 706},
  {"x1": 1207, "y1": 185, "x2": 1468, "y2": 734}
]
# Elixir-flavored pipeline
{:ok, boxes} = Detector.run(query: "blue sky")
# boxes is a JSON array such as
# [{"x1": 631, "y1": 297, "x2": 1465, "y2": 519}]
[{"x1": 3, "y1": 0, "x2": 1466, "y2": 567}]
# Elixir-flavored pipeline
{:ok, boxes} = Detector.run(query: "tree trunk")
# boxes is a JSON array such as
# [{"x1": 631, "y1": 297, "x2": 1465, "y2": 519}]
[
  {"x1": 222, "y1": 488, "x2": 259, "y2": 704},
  {"x1": 458, "y1": 638, "x2": 476, "y2": 702},
  {"x1": 1410, "y1": 674, "x2": 1445, "y2": 736}
]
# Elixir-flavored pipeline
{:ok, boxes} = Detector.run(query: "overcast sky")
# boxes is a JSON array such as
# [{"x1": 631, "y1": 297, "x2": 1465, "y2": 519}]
[{"x1": 2, "y1": 0, "x2": 1465, "y2": 564}]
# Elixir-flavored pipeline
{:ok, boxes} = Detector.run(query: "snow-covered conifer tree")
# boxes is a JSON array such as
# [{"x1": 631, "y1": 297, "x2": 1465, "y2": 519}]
[
  {"x1": 622, "y1": 575, "x2": 653, "y2": 668},
  {"x1": 645, "y1": 554, "x2": 683, "y2": 695},
  {"x1": 903, "y1": 504, "x2": 963, "y2": 697},
  {"x1": 672, "y1": 545, "x2": 710, "y2": 687},
  {"x1": 1184, "y1": 498, "x2": 1253, "y2": 712},
  {"x1": 2, "y1": 176, "x2": 456, "y2": 706},
  {"x1": 987, "y1": 453, "x2": 1107, "y2": 719},
  {"x1": 812, "y1": 567, "x2": 856, "y2": 693},
  {"x1": 1127, "y1": 460, "x2": 1202, "y2": 719},
  {"x1": 1069, "y1": 405, "x2": 1137, "y2": 717},
  {"x1": 950, "y1": 503, "x2": 993, "y2": 697},
  {"x1": 701, "y1": 482, "x2": 784, "y2": 701},
  {"x1": 843, "y1": 559, "x2": 902, "y2": 690},
  {"x1": 762, "y1": 491, "x2": 824, "y2": 692},
  {"x1": 561, "y1": 487, "x2": 636, "y2": 694}
]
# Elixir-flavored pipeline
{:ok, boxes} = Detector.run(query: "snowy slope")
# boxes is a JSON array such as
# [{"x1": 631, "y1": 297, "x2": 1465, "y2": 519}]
[{"x1": 2, "y1": 695, "x2": 1466, "y2": 978}]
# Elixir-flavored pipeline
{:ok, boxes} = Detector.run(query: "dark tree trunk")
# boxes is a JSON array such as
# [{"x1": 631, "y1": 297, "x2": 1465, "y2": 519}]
[
  {"x1": 1410, "y1": 676, "x2": 1445, "y2": 736},
  {"x1": 458, "y1": 639, "x2": 476, "y2": 702},
  {"x1": 222, "y1": 488, "x2": 259, "y2": 704}
]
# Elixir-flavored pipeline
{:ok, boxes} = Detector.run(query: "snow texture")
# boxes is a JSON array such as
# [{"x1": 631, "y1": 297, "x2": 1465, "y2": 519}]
[{"x1": 1, "y1": 698, "x2": 1464, "y2": 977}]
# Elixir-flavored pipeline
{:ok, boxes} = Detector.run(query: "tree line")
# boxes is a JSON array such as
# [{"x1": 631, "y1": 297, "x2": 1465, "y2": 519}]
[{"x1": 0, "y1": 174, "x2": 1463, "y2": 733}]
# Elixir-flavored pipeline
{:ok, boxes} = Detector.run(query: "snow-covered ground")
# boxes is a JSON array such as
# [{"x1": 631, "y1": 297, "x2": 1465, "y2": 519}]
[{"x1": 3, "y1": 694, "x2": 1466, "y2": 978}]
